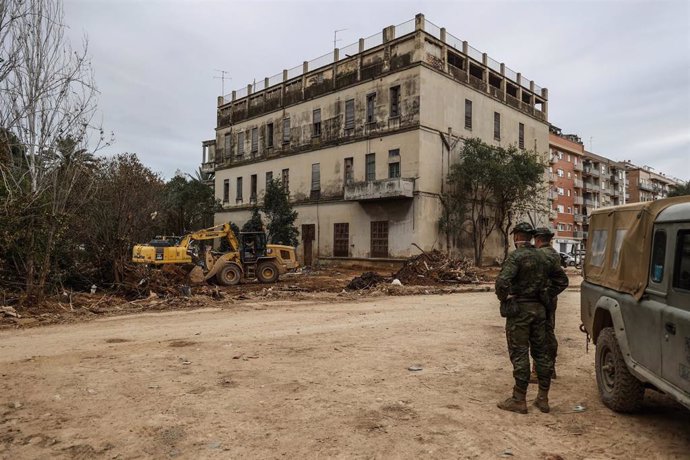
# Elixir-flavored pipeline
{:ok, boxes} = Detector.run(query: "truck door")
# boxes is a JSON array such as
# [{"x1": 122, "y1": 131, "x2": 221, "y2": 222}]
[{"x1": 662, "y1": 228, "x2": 690, "y2": 393}]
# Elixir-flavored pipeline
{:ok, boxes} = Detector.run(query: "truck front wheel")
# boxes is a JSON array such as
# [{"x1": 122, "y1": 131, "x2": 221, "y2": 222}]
[{"x1": 595, "y1": 327, "x2": 645, "y2": 412}]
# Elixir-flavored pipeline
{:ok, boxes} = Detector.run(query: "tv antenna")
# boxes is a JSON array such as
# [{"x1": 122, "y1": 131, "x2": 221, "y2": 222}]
[
  {"x1": 334, "y1": 28, "x2": 347, "y2": 49},
  {"x1": 213, "y1": 69, "x2": 231, "y2": 95}
]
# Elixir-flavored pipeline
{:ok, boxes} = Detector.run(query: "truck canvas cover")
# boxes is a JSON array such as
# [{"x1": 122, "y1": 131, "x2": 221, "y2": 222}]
[{"x1": 584, "y1": 196, "x2": 690, "y2": 300}]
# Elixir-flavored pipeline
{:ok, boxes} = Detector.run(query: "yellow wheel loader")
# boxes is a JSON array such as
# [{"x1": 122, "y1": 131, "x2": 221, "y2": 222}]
[{"x1": 131, "y1": 223, "x2": 298, "y2": 285}]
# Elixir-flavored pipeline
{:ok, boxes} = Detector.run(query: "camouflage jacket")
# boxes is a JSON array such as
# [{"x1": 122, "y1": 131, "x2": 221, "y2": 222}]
[
  {"x1": 538, "y1": 246, "x2": 569, "y2": 299},
  {"x1": 495, "y1": 243, "x2": 549, "y2": 302}
]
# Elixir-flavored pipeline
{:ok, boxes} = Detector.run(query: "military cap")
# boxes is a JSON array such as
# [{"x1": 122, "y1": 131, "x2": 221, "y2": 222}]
[
  {"x1": 510, "y1": 222, "x2": 534, "y2": 235},
  {"x1": 533, "y1": 227, "x2": 555, "y2": 238}
]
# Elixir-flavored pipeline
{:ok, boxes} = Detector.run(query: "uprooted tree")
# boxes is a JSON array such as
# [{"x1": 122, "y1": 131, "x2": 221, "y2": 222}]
[
  {"x1": 262, "y1": 179, "x2": 299, "y2": 246},
  {"x1": 439, "y1": 138, "x2": 546, "y2": 265}
]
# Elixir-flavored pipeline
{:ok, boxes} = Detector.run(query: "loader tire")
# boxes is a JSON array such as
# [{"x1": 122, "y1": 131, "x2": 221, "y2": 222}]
[
  {"x1": 595, "y1": 327, "x2": 644, "y2": 413},
  {"x1": 216, "y1": 263, "x2": 242, "y2": 286},
  {"x1": 257, "y1": 261, "x2": 279, "y2": 283}
]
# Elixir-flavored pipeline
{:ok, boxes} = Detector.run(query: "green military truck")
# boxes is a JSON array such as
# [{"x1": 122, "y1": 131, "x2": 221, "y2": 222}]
[{"x1": 580, "y1": 196, "x2": 690, "y2": 412}]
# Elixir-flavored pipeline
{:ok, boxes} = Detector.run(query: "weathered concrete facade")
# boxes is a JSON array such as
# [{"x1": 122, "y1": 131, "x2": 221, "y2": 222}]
[{"x1": 203, "y1": 14, "x2": 549, "y2": 265}]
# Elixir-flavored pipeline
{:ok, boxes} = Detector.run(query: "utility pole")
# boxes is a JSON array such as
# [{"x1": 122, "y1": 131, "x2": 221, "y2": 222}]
[
  {"x1": 333, "y1": 28, "x2": 347, "y2": 49},
  {"x1": 213, "y1": 69, "x2": 231, "y2": 95}
]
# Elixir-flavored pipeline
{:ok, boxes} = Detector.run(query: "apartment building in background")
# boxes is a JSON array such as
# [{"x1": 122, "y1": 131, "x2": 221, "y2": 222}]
[
  {"x1": 549, "y1": 125, "x2": 684, "y2": 255},
  {"x1": 201, "y1": 14, "x2": 550, "y2": 265}
]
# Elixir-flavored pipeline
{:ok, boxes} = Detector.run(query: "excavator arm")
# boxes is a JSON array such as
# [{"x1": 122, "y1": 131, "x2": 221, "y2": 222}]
[{"x1": 178, "y1": 223, "x2": 240, "y2": 252}]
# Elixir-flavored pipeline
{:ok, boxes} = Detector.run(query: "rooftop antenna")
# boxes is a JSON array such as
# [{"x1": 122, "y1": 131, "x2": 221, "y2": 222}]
[
  {"x1": 213, "y1": 69, "x2": 231, "y2": 96},
  {"x1": 334, "y1": 28, "x2": 347, "y2": 49}
]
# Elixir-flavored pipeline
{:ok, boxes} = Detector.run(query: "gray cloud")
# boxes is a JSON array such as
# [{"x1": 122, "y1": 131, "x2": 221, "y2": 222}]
[{"x1": 64, "y1": 0, "x2": 690, "y2": 181}]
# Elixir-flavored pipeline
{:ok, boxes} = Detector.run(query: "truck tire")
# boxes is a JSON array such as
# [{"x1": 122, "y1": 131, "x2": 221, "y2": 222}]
[
  {"x1": 257, "y1": 261, "x2": 279, "y2": 283},
  {"x1": 595, "y1": 327, "x2": 644, "y2": 412},
  {"x1": 216, "y1": 263, "x2": 242, "y2": 286}
]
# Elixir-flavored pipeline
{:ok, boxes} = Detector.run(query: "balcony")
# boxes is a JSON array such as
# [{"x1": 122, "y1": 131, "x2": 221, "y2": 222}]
[
  {"x1": 573, "y1": 179, "x2": 583, "y2": 188},
  {"x1": 573, "y1": 196, "x2": 584, "y2": 205},
  {"x1": 574, "y1": 213, "x2": 584, "y2": 223},
  {"x1": 583, "y1": 182, "x2": 599, "y2": 192},
  {"x1": 639, "y1": 181, "x2": 653, "y2": 192},
  {"x1": 201, "y1": 161, "x2": 215, "y2": 173},
  {"x1": 583, "y1": 167, "x2": 600, "y2": 178},
  {"x1": 547, "y1": 171, "x2": 555, "y2": 183},
  {"x1": 549, "y1": 210, "x2": 557, "y2": 220},
  {"x1": 584, "y1": 199, "x2": 595, "y2": 207},
  {"x1": 573, "y1": 162, "x2": 583, "y2": 172},
  {"x1": 574, "y1": 231, "x2": 588, "y2": 239},
  {"x1": 344, "y1": 177, "x2": 414, "y2": 201}
]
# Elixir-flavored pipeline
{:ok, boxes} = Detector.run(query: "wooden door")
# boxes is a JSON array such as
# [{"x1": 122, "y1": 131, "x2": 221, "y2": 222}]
[{"x1": 302, "y1": 224, "x2": 315, "y2": 266}]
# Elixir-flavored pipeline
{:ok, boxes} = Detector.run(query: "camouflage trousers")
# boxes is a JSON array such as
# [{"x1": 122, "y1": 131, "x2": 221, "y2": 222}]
[
  {"x1": 505, "y1": 301, "x2": 553, "y2": 392},
  {"x1": 545, "y1": 298, "x2": 558, "y2": 363}
]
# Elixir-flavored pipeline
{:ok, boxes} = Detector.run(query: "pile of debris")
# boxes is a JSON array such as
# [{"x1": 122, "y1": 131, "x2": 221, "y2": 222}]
[
  {"x1": 345, "y1": 272, "x2": 387, "y2": 291},
  {"x1": 394, "y1": 250, "x2": 484, "y2": 285},
  {"x1": 120, "y1": 264, "x2": 193, "y2": 299}
]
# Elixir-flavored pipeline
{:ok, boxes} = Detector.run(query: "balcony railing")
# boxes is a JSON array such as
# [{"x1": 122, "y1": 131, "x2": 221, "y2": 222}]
[
  {"x1": 574, "y1": 231, "x2": 588, "y2": 239},
  {"x1": 201, "y1": 162, "x2": 215, "y2": 173},
  {"x1": 583, "y1": 167, "x2": 600, "y2": 177},
  {"x1": 639, "y1": 181, "x2": 653, "y2": 192},
  {"x1": 584, "y1": 199, "x2": 595, "y2": 207},
  {"x1": 573, "y1": 196, "x2": 584, "y2": 205},
  {"x1": 547, "y1": 171, "x2": 555, "y2": 182},
  {"x1": 344, "y1": 177, "x2": 414, "y2": 201},
  {"x1": 574, "y1": 214, "x2": 584, "y2": 223},
  {"x1": 583, "y1": 182, "x2": 599, "y2": 191},
  {"x1": 573, "y1": 179, "x2": 583, "y2": 188},
  {"x1": 573, "y1": 162, "x2": 583, "y2": 172}
]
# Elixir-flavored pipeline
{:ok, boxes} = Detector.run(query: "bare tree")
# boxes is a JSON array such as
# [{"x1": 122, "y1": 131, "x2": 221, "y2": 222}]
[{"x1": 0, "y1": 0, "x2": 106, "y2": 300}]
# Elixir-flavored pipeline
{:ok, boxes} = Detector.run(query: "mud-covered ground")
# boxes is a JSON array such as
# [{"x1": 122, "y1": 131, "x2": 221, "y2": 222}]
[{"x1": 0, "y1": 290, "x2": 687, "y2": 459}]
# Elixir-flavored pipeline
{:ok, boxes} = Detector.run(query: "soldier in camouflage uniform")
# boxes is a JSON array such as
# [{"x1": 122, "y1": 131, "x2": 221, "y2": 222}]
[
  {"x1": 530, "y1": 227, "x2": 567, "y2": 382},
  {"x1": 494, "y1": 222, "x2": 567, "y2": 414}
]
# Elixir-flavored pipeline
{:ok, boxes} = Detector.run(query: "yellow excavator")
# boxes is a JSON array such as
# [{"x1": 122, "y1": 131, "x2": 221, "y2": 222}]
[{"x1": 131, "y1": 223, "x2": 298, "y2": 285}]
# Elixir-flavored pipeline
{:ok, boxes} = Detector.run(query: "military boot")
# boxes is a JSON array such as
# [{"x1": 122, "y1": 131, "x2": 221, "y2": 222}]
[
  {"x1": 497, "y1": 388, "x2": 527, "y2": 414},
  {"x1": 534, "y1": 388, "x2": 550, "y2": 413}
]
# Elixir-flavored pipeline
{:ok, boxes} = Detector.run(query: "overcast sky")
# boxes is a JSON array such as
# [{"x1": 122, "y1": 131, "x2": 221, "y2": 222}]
[{"x1": 63, "y1": 0, "x2": 690, "y2": 181}]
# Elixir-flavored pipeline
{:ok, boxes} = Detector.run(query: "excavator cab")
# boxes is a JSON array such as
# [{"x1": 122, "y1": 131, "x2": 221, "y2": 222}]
[{"x1": 239, "y1": 232, "x2": 267, "y2": 263}]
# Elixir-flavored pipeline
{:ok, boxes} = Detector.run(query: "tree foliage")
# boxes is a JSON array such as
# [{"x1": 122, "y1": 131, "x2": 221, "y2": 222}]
[
  {"x1": 668, "y1": 181, "x2": 690, "y2": 197},
  {"x1": 242, "y1": 206, "x2": 264, "y2": 233},
  {"x1": 262, "y1": 179, "x2": 299, "y2": 246},
  {"x1": 440, "y1": 138, "x2": 546, "y2": 265},
  {"x1": 162, "y1": 172, "x2": 219, "y2": 235}
]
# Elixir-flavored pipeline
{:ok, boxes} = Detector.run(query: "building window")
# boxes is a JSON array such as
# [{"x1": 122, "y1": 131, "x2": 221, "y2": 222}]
[
  {"x1": 389, "y1": 85, "x2": 400, "y2": 118},
  {"x1": 388, "y1": 149, "x2": 400, "y2": 179},
  {"x1": 557, "y1": 187, "x2": 564, "y2": 195},
  {"x1": 567, "y1": 189, "x2": 571, "y2": 197},
  {"x1": 223, "y1": 179, "x2": 229, "y2": 203},
  {"x1": 371, "y1": 221, "x2": 389, "y2": 258},
  {"x1": 557, "y1": 169, "x2": 564, "y2": 177},
  {"x1": 266, "y1": 171, "x2": 273, "y2": 187},
  {"x1": 567, "y1": 206, "x2": 572, "y2": 213},
  {"x1": 237, "y1": 131, "x2": 245, "y2": 157},
  {"x1": 557, "y1": 204, "x2": 564, "y2": 213},
  {"x1": 366, "y1": 93, "x2": 376, "y2": 124},
  {"x1": 224, "y1": 133, "x2": 232, "y2": 158},
  {"x1": 567, "y1": 154, "x2": 571, "y2": 162},
  {"x1": 236, "y1": 177, "x2": 243, "y2": 202},
  {"x1": 251, "y1": 127, "x2": 258, "y2": 154},
  {"x1": 344, "y1": 157, "x2": 354, "y2": 184},
  {"x1": 493, "y1": 112, "x2": 501, "y2": 140},
  {"x1": 282, "y1": 118, "x2": 290, "y2": 144},
  {"x1": 312, "y1": 109, "x2": 321, "y2": 137},
  {"x1": 518, "y1": 122, "x2": 524, "y2": 149},
  {"x1": 365, "y1": 153, "x2": 376, "y2": 182},
  {"x1": 465, "y1": 99, "x2": 472, "y2": 130},
  {"x1": 250, "y1": 174, "x2": 257, "y2": 202},
  {"x1": 311, "y1": 163, "x2": 320, "y2": 191},
  {"x1": 334, "y1": 223, "x2": 349, "y2": 257},
  {"x1": 345, "y1": 99, "x2": 355, "y2": 130},
  {"x1": 567, "y1": 171, "x2": 571, "y2": 179},
  {"x1": 281, "y1": 168, "x2": 289, "y2": 191},
  {"x1": 266, "y1": 123, "x2": 274, "y2": 148}
]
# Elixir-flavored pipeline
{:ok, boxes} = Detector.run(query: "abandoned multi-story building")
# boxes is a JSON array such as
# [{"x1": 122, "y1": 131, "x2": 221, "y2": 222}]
[{"x1": 201, "y1": 14, "x2": 550, "y2": 264}]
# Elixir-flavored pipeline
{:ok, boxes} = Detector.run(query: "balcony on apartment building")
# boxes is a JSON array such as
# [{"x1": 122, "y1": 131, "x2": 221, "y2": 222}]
[
  {"x1": 549, "y1": 209, "x2": 558, "y2": 220},
  {"x1": 573, "y1": 162, "x2": 583, "y2": 172},
  {"x1": 573, "y1": 213, "x2": 584, "y2": 223},
  {"x1": 639, "y1": 181, "x2": 654, "y2": 192},
  {"x1": 573, "y1": 231, "x2": 588, "y2": 239},
  {"x1": 603, "y1": 186, "x2": 614, "y2": 195},
  {"x1": 583, "y1": 181, "x2": 599, "y2": 192},
  {"x1": 547, "y1": 189, "x2": 557, "y2": 200},
  {"x1": 584, "y1": 198, "x2": 596, "y2": 207},
  {"x1": 583, "y1": 166, "x2": 600, "y2": 178},
  {"x1": 344, "y1": 177, "x2": 415, "y2": 201},
  {"x1": 573, "y1": 178, "x2": 583, "y2": 188},
  {"x1": 547, "y1": 171, "x2": 555, "y2": 183},
  {"x1": 573, "y1": 196, "x2": 584, "y2": 205}
]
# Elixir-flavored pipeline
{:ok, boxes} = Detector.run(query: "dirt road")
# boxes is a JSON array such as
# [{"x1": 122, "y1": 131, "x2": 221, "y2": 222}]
[{"x1": 1, "y1": 291, "x2": 687, "y2": 459}]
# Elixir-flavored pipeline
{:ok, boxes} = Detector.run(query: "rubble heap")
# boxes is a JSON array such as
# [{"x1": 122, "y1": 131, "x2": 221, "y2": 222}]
[
  {"x1": 345, "y1": 272, "x2": 387, "y2": 291},
  {"x1": 121, "y1": 264, "x2": 191, "y2": 299},
  {"x1": 394, "y1": 250, "x2": 483, "y2": 285}
]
